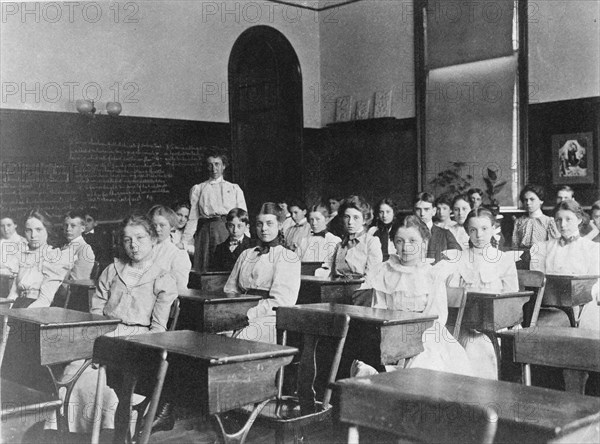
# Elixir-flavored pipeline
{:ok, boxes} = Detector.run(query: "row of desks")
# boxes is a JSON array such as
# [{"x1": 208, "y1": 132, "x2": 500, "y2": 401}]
[{"x1": 2, "y1": 305, "x2": 599, "y2": 443}]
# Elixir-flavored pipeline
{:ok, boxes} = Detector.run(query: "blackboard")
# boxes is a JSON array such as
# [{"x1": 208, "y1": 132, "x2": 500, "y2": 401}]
[{"x1": 1, "y1": 139, "x2": 213, "y2": 220}]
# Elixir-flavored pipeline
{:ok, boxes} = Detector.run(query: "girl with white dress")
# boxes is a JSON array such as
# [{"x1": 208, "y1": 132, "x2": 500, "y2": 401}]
[
  {"x1": 7, "y1": 209, "x2": 72, "y2": 308},
  {"x1": 447, "y1": 207, "x2": 519, "y2": 380},
  {"x1": 225, "y1": 202, "x2": 301, "y2": 343},
  {"x1": 297, "y1": 205, "x2": 341, "y2": 263},
  {"x1": 47, "y1": 214, "x2": 178, "y2": 433},
  {"x1": 0, "y1": 215, "x2": 26, "y2": 277},
  {"x1": 530, "y1": 200, "x2": 600, "y2": 330},
  {"x1": 372, "y1": 216, "x2": 474, "y2": 376},
  {"x1": 147, "y1": 205, "x2": 191, "y2": 292}
]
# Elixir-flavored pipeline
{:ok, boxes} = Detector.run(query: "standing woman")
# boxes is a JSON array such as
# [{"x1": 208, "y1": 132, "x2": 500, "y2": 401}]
[
  {"x1": 368, "y1": 198, "x2": 397, "y2": 261},
  {"x1": 447, "y1": 207, "x2": 518, "y2": 380},
  {"x1": 182, "y1": 152, "x2": 247, "y2": 272},
  {"x1": 326, "y1": 195, "x2": 383, "y2": 306},
  {"x1": 530, "y1": 200, "x2": 600, "y2": 330},
  {"x1": 7, "y1": 209, "x2": 72, "y2": 308},
  {"x1": 224, "y1": 203, "x2": 300, "y2": 343},
  {"x1": 448, "y1": 194, "x2": 472, "y2": 249},
  {"x1": 512, "y1": 184, "x2": 560, "y2": 268}
]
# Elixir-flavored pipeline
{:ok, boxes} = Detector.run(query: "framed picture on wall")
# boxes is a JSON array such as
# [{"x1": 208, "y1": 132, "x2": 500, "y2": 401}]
[{"x1": 551, "y1": 132, "x2": 595, "y2": 185}]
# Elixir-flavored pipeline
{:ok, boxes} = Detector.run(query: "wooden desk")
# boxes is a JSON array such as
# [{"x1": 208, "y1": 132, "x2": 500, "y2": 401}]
[
  {"x1": 499, "y1": 327, "x2": 600, "y2": 393},
  {"x1": 177, "y1": 289, "x2": 261, "y2": 333},
  {"x1": 91, "y1": 330, "x2": 298, "y2": 444},
  {"x1": 188, "y1": 270, "x2": 230, "y2": 291},
  {"x1": 300, "y1": 262, "x2": 322, "y2": 276},
  {"x1": 463, "y1": 291, "x2": 532, "y2": 378},
  {"x1": 463, "y1": 291, "x2": 533, "y2": 332},
  {"x1": 291, "y1": 303, "x2": 436, "y2": 377},
  {"x1": 298, "y1": 276, "x2": 364, "y2": 304},
  {"x1": 0, "y1": 307, "x2": 119, "y2": 431},
  {"x1": 334, "y1": 368, "x2": 600, "y2": 444},
  {"x1": 543, "y1": 274, "x2": 599, "y2": 327}
]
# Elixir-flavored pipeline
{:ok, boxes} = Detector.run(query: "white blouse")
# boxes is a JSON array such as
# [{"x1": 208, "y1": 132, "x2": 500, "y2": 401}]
[
  {"x1": 372, "y1": 256, "x2": 449, "y2": 325},
  {"x1": 9, "y1": 246, "x2": 73, "y2": 307},
  {"x1": 224, "y1": 245, "x2": 300, "y2": 319},
  {"x1": 328, "y1": 231, "x2": 382, "y2": 288},
  {"x1": 530, "y1": 237, "x2": 600, "y2": 275},
  {"x1": 152, "y1": 240, "x2": 191, "y2": 292},
  {"x1": 297, "y1": 232, "x2": 341, "y2": 263},
  {"x1": 0, "y1": 233, "x2": 26, "y2": 275},
  {"x1": 446, "y1": 247, "x2": 518, "y2": 293}
]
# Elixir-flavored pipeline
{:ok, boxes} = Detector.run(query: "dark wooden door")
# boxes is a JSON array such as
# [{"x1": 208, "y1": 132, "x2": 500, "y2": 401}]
[{"x1": 229, "y1": 26, "x2": 303, "y2": 215}]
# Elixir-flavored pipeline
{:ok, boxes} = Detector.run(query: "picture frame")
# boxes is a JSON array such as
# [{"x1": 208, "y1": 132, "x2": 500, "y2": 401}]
[
  {"x1": 355, "y1": 99, "x2": 371, "y2": 120},
  {"x1": 335, "y1": 96, "x2": 353, "y2": 122},
  {"x1": 551, "y1": 132, "x2": 594, "y2": 185}
]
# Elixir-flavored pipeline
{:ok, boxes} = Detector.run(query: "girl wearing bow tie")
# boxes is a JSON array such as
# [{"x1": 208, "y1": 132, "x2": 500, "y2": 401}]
[
  {"x1": 224, "y1": 203, "x2": 300, "y2": 343},
  {"x1": 325, "y1": 195, "x2": 383, "y2": 307},
  {"x1": 297, "y1": 205, "x2": 341, "y2": 263}
]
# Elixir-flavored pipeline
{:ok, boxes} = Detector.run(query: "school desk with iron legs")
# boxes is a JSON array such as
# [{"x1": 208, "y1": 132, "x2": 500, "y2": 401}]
[
  {"x1": 463, "y1": 290, "x2": 533, "y2": 378},
  {"x1": 542, "y1": 274, "x2": 599, "y2": 327},
  {"x1": 177, "y1": 289, "x2": 262, "y2": 333},
  {"x1": 0, "y1": 306, "x2": 120, "y2": 432},
  {"x1": 286, "y1": 303, "x2": 436, "y2": 377},
  {"x1": 334, "y1": 368, "x2": 600, "y2": 444},
  {"x1": 499, "y1": 326, "x2": 600, "y2": 394},
  {"x1": 90, "y1": 330, "x2": 298, "y2": 444},
  {"x1": 297, "y1": 276, "x2": 365, "y2": 304}
]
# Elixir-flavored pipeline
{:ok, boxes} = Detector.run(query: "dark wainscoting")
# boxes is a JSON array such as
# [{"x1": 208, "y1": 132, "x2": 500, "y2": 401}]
[
  {"x1": 304, "y1": 117, "x2": 418, "y2": 209},
  {"x1": 528, "y1": 97, "x2": 600, "y2": 205}
]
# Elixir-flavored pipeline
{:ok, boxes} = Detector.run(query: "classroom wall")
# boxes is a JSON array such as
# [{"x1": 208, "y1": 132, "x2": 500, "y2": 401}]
[
  {"x1": 318, "y1": 0, "x2": 415, "y2": 126},
  {"x1": 528, "y1": 0, "x2": 600, "y2": 104},
  {"x1": 2, "y1": 1, "x2": 598, "y2": 125},
  {"x1": 0, "y1": 0, "x2": 323, "y2": 127}
]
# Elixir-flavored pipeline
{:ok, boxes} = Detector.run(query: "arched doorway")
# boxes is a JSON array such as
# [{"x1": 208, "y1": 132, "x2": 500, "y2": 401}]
[{"x1": 228, "y1": 26, "x2": 303, "y2": 214}]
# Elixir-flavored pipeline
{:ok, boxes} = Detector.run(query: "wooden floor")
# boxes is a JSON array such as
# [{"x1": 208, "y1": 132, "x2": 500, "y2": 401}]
[{"x1": 19, "y1": 415, "x2": 351, "y2": 444}]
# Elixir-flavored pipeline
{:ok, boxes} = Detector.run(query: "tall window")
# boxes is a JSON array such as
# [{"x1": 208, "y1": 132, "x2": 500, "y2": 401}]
[{"x1": 415, "y1": 0, "x2": 528, "y2": 206}]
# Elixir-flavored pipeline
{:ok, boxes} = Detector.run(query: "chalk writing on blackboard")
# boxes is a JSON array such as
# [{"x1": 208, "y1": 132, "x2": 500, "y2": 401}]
[{"x1": 0, "y1": 140, "x2": 219, "y2": 220}]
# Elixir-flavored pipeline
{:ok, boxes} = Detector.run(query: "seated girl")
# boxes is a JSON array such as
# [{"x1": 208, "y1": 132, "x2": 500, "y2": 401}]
[
  {"x1": 171, "y1": 202, "x2": 195, "y2": 257},
  {"x1": 283, "y1": 199, "x2": 311, "y2": 252},
  {"x1": 325, "y1": 195, "x2": 382, "y2": 306},
  {"x1": 368, "y1": 216, "x2": 473, "y2": 377},
  {"x1": 0, "y1": 215, "x2": 26, "y2": 277},
  {"x1": 530, "y1": 200, "x2": 600, "y2": 330},
  {"x1": 297, "y1": 205, "x2": 341, "y2": 263},
  {"x1": 53, "y1": 214, "x2": 179, "y2": 433},
  {"x1": 7, "y1": 209, "x2": 72, "y2": 308},
  {"x1": 512, "y1": 184, "x2": 560, "y2": 268},
  {"x1": 447, "y1": 194, "x2": 472, "y2": 250},
  {"x1": 433, "y1": 195, "x2": 456, "y2": 230},
  {"x1": 368, "y1": 198, "x2": 397, "y2": 261},
  {"x1": 447, "y1": 207, "x2": 518, "y2": 380},
  {"x1": 224, "y1": 202, "x2": 300, "y2": 343},
  {"x1": 147, "y1": 205, "x2": 191, "y2": 292}
]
